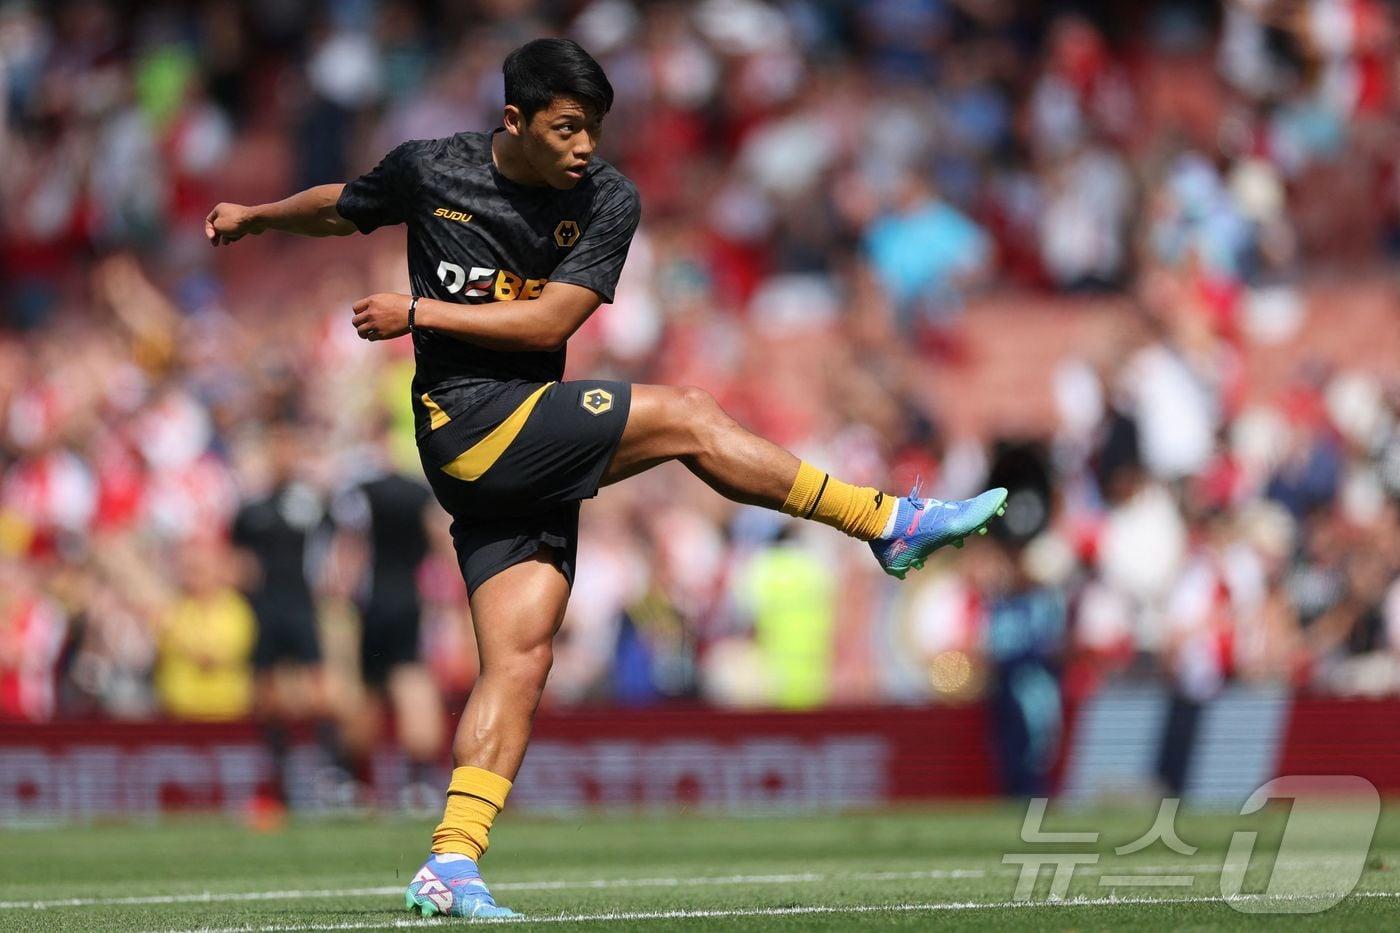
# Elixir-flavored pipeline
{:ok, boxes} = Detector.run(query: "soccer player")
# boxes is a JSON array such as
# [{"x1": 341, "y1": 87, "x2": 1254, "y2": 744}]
[
  {"x1": 205, "y1": 38, "x2": 1006, "y2": 920},
  {"x1": 325, "y1": 421, "x2": 445, "y2": 810},
  {"x1": 230, "y1": 418, "x2": 344, "y2": 820}
]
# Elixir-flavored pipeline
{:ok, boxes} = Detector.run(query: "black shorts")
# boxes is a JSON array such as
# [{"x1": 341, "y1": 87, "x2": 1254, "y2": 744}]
[
  {"x1": 252, "y1": 610, "x2": 321, "y2": 670},
  {"x1": 360, "y1": 603, "x2": 421, "y2": 687},
  {"x1": 417, "y1": 379, "x2": 631, "y2": 595}
]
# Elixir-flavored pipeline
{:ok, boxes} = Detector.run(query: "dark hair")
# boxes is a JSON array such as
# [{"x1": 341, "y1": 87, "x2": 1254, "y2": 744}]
[{"x1": 503, "y1": 38, "x2": 613, "y2": 121}]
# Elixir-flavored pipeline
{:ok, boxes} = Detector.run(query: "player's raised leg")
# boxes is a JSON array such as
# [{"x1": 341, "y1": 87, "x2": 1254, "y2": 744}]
[
  {"x1": 406, "y1": 549, "x2": 567, "y2": 919},
  {"x1": 603, "y1": 385, "x2": 1007, "y2": 579}
]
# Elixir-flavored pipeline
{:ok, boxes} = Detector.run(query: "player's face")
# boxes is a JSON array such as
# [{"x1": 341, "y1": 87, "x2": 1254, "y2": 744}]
[{"x1": 520, "y1": 96, "x2": 604, "y2": 190}]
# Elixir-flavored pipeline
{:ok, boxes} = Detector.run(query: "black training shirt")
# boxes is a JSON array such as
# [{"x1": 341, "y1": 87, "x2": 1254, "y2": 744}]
[
  {"x1": 231, "y1": 482, "x2": 322, "y2": 624},
  {"x1": 330, "y1": 471, "x2": 432, "y2": 617},
  {"x1": 336, "y1": 130, "x2": 641, "y2": 437}
]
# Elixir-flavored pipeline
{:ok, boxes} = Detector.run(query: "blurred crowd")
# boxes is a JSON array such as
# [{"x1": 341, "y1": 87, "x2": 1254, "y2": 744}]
[{"x1": 2, "y1": 0, "x2": 1399, "y2": 728}]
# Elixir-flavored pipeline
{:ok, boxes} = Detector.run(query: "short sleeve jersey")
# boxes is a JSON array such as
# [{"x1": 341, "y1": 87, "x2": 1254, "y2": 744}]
[
  {"x1": 231, "y1": 483, "x2": 321, "y2": 624},
  {"x1": 329, "y1": 472, "x2": 432, "y2": 614},
  {"x1": 336, "y1": 131, "x2": 641, "y2": 437}
]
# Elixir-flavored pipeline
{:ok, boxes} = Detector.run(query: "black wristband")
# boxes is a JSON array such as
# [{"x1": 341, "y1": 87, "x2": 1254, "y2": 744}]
[{"x1": 408, "y1": 295, "x2": 419, "y2": 331}]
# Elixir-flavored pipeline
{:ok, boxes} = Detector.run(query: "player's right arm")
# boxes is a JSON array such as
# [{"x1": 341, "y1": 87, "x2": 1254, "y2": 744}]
[{"x1": 204, "y1": 184, "x2": 356, "y2": 245}]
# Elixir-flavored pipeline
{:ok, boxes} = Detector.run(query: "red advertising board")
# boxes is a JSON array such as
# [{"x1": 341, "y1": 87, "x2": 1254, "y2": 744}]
[
  {"x1": 1274, "y1": 696, "x2": 1400, "y2": 788},
  {"x1": 7, "y1": 694, "x2": 1400, "y2": 821},
  {"x1": 0, "y1": 705, "x2": 998, "y2": 820}
]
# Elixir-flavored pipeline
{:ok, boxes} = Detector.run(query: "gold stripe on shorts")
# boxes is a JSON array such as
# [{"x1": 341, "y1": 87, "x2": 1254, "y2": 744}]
[{"x1": 440, "y1": 382, "x2": 554, "y2": 482}]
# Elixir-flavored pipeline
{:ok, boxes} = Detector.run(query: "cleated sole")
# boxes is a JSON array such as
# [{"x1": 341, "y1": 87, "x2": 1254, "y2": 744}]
[
  {"x1": 407, "y1": 894, "x2": 520, "y2": 921},
  {"x1": 406, "y1": 891, "x2": 439, "y2": 917}
]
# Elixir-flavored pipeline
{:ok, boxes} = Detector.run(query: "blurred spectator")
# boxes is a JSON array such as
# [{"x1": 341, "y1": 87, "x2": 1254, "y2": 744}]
[
  {"x1": 0, "y1": 556, "x2": 67, "y2": 721},
  {"x1": 155, "y1": 538, "x2": 256, "y2": 721},
  {"x1": 1039, "y1": 143, "x2": 1133, "y2": 290},
  {"x1": 863, "y1": 169, "x2": 991, "y2": 333},
  {"x1": 735, "y1": 524, "x2": 838, "y2": 709}
]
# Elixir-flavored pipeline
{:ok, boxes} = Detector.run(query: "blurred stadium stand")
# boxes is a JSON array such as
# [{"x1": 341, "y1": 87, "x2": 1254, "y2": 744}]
[{"x1": 1, "y1": 0, "x2": 1398, "y2": 811}]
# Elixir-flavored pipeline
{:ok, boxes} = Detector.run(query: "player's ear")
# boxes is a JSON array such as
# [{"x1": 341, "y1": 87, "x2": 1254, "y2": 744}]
[{"x1": 502, "y1": 104, "x2": 524, "y2": 137}]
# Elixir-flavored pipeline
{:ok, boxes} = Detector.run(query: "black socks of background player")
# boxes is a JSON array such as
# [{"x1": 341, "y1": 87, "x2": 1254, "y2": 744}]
[{"x1": 260, "y1": 719, "x2": 353, "y2": 806}]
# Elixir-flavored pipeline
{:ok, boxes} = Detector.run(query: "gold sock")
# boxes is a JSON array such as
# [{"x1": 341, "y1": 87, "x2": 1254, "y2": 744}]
[
  {"x1": 431, "y1": 766, "x2": 512, "y2": 860},
  {"x1": 780, "y1": 461, "x2": 895, "y2": 542}
]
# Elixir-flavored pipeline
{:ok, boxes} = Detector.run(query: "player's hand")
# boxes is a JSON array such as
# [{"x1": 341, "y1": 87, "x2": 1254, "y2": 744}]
[
  {"x1": 204, "y1": 202, "x2": 264, "y2": 246},
  {"x1": 351, "y1": 293, "x2": 411, "y2": 342}
]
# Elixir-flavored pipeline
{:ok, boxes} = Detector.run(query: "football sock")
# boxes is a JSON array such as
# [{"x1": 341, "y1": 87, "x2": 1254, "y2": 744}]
[
  {"x1": 406, "y1": 758, "x2": 434, "y2": 787},
  {"x1": 780, "y1": 461, "x2": 896, "y2": 542},
  {"x1": 314, "y1": 719, "x2": 352, "y2": 774},
  {"x1": 261, "y1": 721, "x2": 290, "y2": 803},
  {"x1": 431, "y1": 766, "x2": 512, "y2": 860}
]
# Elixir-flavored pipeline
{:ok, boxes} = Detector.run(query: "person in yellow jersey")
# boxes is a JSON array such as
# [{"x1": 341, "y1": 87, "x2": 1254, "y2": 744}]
[
  {"x1": 155, "y1": 538, "x2": 256, "y2": 721},
  {"x1": 738, "y1": 526, "x2": 838, "y2": 709}
]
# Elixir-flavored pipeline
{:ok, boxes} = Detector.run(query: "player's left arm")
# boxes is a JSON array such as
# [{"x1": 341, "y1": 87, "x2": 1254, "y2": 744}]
[{"x1": 350, "y1": 282, "x2": 604, "y2": 351}]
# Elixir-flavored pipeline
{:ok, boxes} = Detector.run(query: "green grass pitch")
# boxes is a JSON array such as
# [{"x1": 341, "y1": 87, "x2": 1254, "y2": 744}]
[{"x1": 3, "y1": 803, "x2": 1399, "y2": 931}]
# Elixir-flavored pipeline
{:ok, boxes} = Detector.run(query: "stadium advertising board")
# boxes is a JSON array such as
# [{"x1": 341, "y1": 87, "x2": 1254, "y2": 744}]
[
  {"x1": 6, "y1": 695, "x2": 1400, "y2": 821},
  {"x1": 0, "y1": 706, "x2": 996, "y2": 820}
]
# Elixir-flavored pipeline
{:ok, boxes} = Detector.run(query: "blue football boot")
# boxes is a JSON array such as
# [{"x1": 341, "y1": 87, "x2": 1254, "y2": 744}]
[
  {"x1": 870, "y1": 484, "x2": 1008, "y2": 579},
  {"x1": 405, "y1": 853, "x2": 520, "y2": 920}
]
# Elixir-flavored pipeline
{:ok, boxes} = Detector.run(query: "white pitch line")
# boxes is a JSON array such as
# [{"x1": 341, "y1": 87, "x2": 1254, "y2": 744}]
[
  {"x1": 144, "y1": 891, "x2": 1400, "y2": 933},
  {"x1": 1, "y1": 870, "x2": 985, "y2": 911},
  {"x1": 0, "y1": 887, "x2": 405, "y2": 911},
  {"x1": 0, "y1": 857, "x2": 1364, "y2": 912}
]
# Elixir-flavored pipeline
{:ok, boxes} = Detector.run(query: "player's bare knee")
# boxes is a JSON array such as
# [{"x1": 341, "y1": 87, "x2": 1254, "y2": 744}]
[
  {"x1": 678, "y1": 385, "x2": 736, "y2": 455},
  {"x1": 675, "y1": 385, "x2": 715, "y2": 412},
  {"x1": 673, "y1": 386, "x2": 726, "y2": 448},
  {"x1": 498, "y1": 641, "x2": 553, "y2": 690}
]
